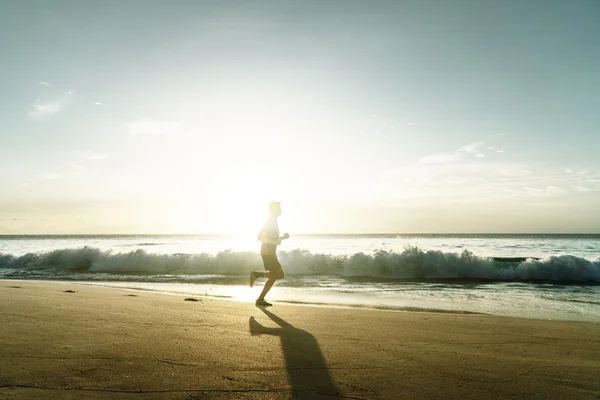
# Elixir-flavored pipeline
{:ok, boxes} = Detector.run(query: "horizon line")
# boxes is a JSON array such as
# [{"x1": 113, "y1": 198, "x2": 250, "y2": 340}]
[{"x1": 1, "y1": 232, "x2": 599, "y2": 236}]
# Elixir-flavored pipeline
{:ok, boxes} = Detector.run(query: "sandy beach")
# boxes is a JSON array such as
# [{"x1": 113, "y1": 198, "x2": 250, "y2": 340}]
[{"x1": 1, "y1": 281, "x2": 599, "y2": 399}]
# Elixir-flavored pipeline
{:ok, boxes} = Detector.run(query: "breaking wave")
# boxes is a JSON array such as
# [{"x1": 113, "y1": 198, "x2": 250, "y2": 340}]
[{"x1": 0, "y1": 247, "x2": 599, "y2": 283}]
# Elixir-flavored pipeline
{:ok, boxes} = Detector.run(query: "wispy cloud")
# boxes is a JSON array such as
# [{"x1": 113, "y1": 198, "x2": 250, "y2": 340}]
[
  {"x1": 39, "y1": 81, "x2": 50, "y2": 86},
  {"x1": 571, "y1": 185, "x2": 592, "y2": 192},
  {"x1": 28, "y1": 92, "x2": 73, "y2": 119},
  {"x1": 94, "y1": 102, "x2": 103, "y2": 105},
  {"x1": 385, "y1": 162, "x2": 600, "y2": 205},
  {"x1": 128, "y1": 118, "x2": 182, "y2": 136},
  {"x1": 419, "y1": 142, "x2": 485, "y2": 164},
  {"x1": 29, "y1": 99, "x2": 63, "y2": 118},
  {"x1": 459, "y1": 143, "x2": 484, "y2": 154},
  {"x1": 516, "y1": 186, "x2": 567, "y2": 198},
  {"x1": 490, "y1": 168, "x2": 600, "y2": 199}
]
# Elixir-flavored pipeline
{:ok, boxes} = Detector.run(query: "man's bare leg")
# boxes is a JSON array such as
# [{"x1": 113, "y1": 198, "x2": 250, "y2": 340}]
[
  {"x1": 250, "y1": 271, "x2": 267, "y2": 288},
  {"x1": 253, "y1": 269, "x2": 284, "y2": 306},
  {"x1": 257, "y1": 276, "x2": 277, "y2": 302},
  {"x1": 250, "y1": 270, "x2": 275, "y2": 287}
]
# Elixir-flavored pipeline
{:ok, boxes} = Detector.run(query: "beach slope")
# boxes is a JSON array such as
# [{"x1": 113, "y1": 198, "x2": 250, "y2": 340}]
[{"x1": 1, "y1": 282, "x2": 599, "y2": 399}]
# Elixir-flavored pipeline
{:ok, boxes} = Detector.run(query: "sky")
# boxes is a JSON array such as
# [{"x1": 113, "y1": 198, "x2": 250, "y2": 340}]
[{"x1": 1, "y1": 0, "x2": 599, "y2": 234}]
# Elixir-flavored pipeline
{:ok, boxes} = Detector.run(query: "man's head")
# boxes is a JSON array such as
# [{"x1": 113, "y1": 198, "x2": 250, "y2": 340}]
[{"x1": 269, "y1": 201, "x2": 282, "y2": 217}]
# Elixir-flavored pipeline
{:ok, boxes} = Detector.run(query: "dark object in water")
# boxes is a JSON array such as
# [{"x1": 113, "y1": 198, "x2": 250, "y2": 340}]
[
  {"x1": 184, "y1": 297, "x2": 201, "y2": 302},
  {"x1": 492, "y1": 257, "x2": 540, "y2": 263}
]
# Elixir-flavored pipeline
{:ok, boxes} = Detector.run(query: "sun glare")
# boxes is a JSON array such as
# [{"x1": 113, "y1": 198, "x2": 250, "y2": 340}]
[{"x1": 167, "y1": 166, "x2": 280, "y2": 235}]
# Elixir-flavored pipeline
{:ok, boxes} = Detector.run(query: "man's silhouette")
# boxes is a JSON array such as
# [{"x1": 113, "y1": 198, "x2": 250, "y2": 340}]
[{"x1": 249, "y1": 201, "x2": 289, "y2": 307}]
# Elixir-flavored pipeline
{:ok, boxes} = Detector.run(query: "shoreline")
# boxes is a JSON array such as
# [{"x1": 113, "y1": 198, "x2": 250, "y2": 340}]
[
  {"x1": 2, "y1": 281, "x2": 600, "y2": 399},
  {"x1": 5, "y1": 279, "x2": 489, "y2": 317},
  {"x1": 4, "y1": 278, "x2": 600, "y2": 323}
]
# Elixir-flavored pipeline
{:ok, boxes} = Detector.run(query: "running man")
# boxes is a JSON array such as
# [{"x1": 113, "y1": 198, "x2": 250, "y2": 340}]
[{"x1": 249, "y1": 201, "x2": 289, "y2": 307}]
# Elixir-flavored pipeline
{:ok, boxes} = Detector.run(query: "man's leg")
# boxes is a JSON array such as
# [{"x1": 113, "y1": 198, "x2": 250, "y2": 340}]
[
  {"x1": 257, "y1": 276, "x2": 277, "y2": 302},
  {"x1": 250, "y1": 270, "x2": 268, "y2": 288},
  {"x1": 251, "y1": 255, "x2": 280, "y2": 288},
  {"x1": 257, "y1": 268, "x2": 284, "y2": 304},
  {"x1": 250, "y1": 255, "x2": 273, "y2": 288}
]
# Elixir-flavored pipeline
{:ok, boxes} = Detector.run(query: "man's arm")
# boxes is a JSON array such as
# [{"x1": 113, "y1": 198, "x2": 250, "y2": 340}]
[{"x1": 257, "y1": 232, "x2": 289, "y2": 245}]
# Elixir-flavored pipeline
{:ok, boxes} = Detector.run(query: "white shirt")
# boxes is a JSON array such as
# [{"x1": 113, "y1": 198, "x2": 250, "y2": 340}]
[{"x1": 259, "y1": 216, "x2": 280, "y2": 255}]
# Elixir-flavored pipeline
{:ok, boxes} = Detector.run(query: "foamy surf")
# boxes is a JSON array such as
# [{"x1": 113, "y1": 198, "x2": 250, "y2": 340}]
[{"x1": 1, "y1": 247, "x2": 598, "y2": 283}]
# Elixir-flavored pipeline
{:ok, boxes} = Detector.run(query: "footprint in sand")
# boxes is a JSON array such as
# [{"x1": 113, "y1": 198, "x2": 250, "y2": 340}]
[
  {"x1": 125, "y1": 294, "x2": 139, "y2": 297},
  {"x1": 184, "y1": 298, "x2": 201, "y2": 302},
  {"x1": 64, "y1": 290, "x2": 77, "y2": 293}
]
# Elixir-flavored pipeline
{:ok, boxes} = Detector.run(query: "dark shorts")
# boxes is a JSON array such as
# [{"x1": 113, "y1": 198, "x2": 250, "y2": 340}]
[{"x1": 261, "y1": 255, "x2": 282, "y2": 272}]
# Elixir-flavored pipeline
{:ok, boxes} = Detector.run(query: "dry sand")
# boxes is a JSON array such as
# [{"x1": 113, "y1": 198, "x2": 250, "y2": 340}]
[{"x1": 1, "y1": 281, "x2": 599, "y2": 400}]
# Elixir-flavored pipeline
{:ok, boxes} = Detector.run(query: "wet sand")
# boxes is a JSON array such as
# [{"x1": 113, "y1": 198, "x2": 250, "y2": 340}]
[{"x1": 1, "y1": 281, "x2": 599, "y2": 399}]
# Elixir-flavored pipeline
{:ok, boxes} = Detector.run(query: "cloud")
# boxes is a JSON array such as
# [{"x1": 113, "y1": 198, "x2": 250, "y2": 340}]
[
  {"x1": 387, "y1": 159, "x2": 600, "y2": 205},
  {"x1": 94, "y1": 102, "x2": 103, "y2": 105},
  {"x1": 128, "y1": 118, "x2": 182, "y2": 136},
  {"x1": 39, "y1": 81, "x2": 50, "y2": 86},
  {"x1": 29, "y1": 99, "x2": 63, "y2": 118},
  {"x1": 28, "y1": 92, "x2": 73, "y2": 119},
  {"x1": 520, "y1": 186, "x2": 567, "y2": 198},
  {"x1": 570, "y1": 185, "x2": 592, "y2": 192},
  {"x1": 407, "y1": 122, "x2": 415, "y2": 126},
  {"x1": 458, "y1": 143, "x2": 483, "y2": 154},
  {"x1": 419, "y1": 142, "x2": 485, "y2": 164}
]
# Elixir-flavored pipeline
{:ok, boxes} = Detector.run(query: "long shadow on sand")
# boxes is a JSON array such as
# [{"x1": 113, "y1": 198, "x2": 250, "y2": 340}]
[{"x1": 249, "y1": 308, "x2": 341, "y2": 399}]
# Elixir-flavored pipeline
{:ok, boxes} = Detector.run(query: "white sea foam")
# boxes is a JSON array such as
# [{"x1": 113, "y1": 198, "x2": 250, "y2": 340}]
[{"x1": 1, "y1": 247, "x2": 598, "y2": 283}]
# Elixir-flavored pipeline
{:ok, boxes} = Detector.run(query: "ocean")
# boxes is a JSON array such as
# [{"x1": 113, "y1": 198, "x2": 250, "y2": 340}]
[{"x1": 1, "y1": 234, "x2": 599, "y2": 322}]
